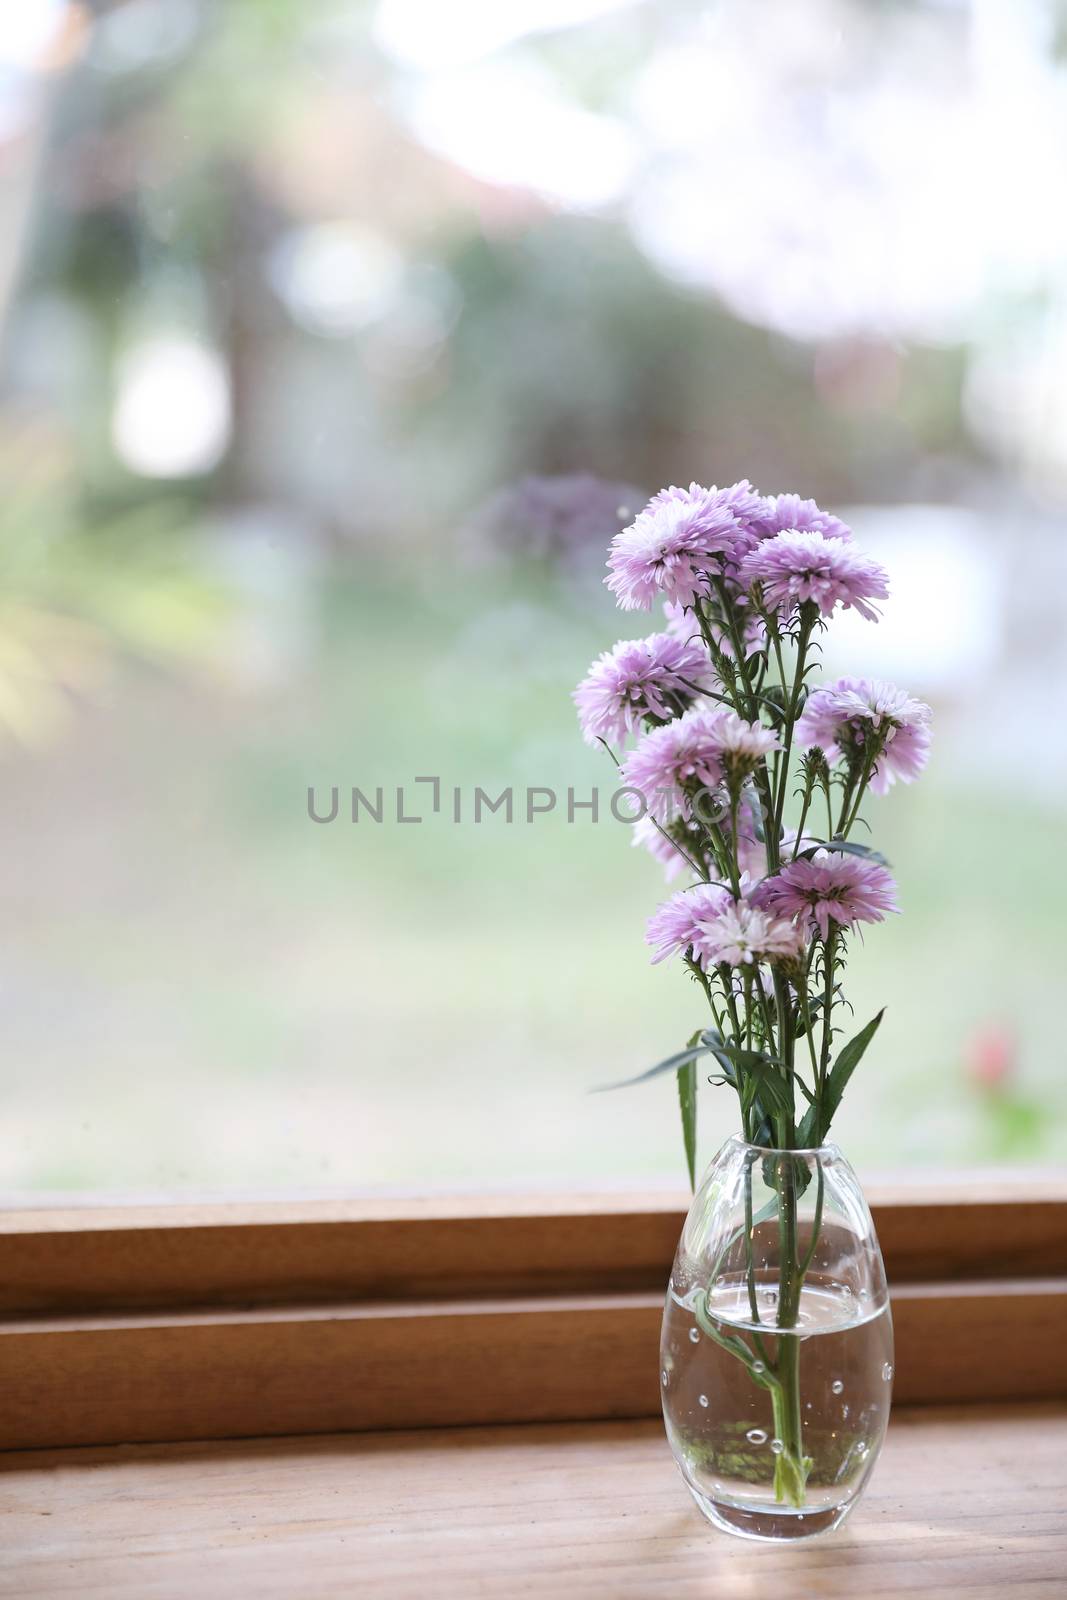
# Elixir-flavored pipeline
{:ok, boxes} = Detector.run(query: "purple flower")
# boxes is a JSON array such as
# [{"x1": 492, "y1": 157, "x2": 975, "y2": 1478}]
[
  {"x1": 795, "y1": 677, "x2": 932, "y2": 795},
  {"x1": 573, "y1": 632, "x2": 710, "y2": 747},
  {"x1": 701, "y1": 902, "x2": 807, "y2": 969},
  {"x1": 605, "y1": 484, "x2": 748, "y2": 610},
  {"x1": 651, "y1": 479, "x2": 768, "y2": 534},
  {"x1": 620, "y1": 706, "x2": 729, "y2": 815},
  {"x1": 647, "y1": 886, "x2": 805, "y2": 970},
  {"x1": 646, "y1": 882, "x2": 734, "y2": 964},
  {"x1": 754, "y1": 850, "x2": 899, "y2": 941},
  {"x1": 740, "y1": 530, "x2": 889, "y2": 623},
  {"x1": 750, "y1": 493, "x2": 853, "y2": 543}
]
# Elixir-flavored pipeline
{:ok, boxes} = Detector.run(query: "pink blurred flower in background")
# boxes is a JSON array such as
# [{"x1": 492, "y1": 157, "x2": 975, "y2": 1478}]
[{"x1": 964, "y1": 1021, "x2": 1018, "y2": 1091}]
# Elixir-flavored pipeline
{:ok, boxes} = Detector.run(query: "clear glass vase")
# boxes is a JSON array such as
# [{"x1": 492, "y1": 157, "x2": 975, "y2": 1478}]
[{"x1": 661, "y1": 1134, "x2": 893, "y2": 1542}]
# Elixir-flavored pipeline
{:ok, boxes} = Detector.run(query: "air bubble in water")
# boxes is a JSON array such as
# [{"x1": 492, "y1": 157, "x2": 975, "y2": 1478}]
[
  {"x1": 661, "y1": 1369, "x2": 670, "y2": 1387},
  {"x1": 752, "y1": 1360, "x2": 766, "y2": 1375},
  {"x1": 689, "y1": 1328, "x2": 700, "y2": 1344},
  {"x1": 882, "y1": 1363, "x2": 894, "y2": 1382},
  {"x1": 831, "y1": 1379, "x2": 844, "y2": 1395},
  {"x1": 770, "y1": 1438, "x2": 784, "y2": 1455},
  {"x1": 698, "y1": 1394, "x2": 709, "y2": 1408},
  {"x1": 746, "y1": 1428, "x2": 767, "y2": 1445}
]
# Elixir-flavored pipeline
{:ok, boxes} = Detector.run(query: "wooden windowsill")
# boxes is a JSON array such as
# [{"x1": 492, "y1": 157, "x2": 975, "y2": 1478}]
[
  {"x1": 3, "y1": 1403, "x2": 1065, "y2": 1598},
  {"x1": 2, "y1": 1185, "x2": 1066, "y2": 1449}
]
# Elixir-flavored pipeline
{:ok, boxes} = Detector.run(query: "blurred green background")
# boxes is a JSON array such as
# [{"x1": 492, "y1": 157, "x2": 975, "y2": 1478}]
[{"x1": 0, "y1": 0, "x2": 1064, "y2": 1194}]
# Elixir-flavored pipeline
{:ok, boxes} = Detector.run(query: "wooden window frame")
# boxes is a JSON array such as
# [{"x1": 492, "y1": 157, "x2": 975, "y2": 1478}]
[{"x1": 1, "y1": 1180, "x2": 1065, "y2": 1451}]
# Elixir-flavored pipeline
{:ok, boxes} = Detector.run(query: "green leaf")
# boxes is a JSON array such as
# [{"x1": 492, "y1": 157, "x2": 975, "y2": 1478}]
[
  {"x1": 677, "y1": 1059, "x2": 698, "y2": 1192},
  {"x1": 591, "y1": 1034, "x2": 714, "y2": 1093},
  {"x1": 797, "y1": 838, "x2": 890, "y2": 868},
  {"x1": 797, "y1": 1008, "x2": 885, "y2": 1147},
  {"x1": 704, "y1": 1033, "x2": 793, "y2": 1118}
]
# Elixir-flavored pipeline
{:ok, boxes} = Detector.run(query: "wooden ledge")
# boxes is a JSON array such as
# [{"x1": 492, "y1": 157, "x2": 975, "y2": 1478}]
[
  {"x1": 2, "y1": 1404, "x2": 1065, "y2": 1599},
  {"x1": 2, "y1": 1277, "x2": 1065, "y2": 1450},
  {"x1": 2, "y1": 1183, "x2": 1065, "y2": 1314}
]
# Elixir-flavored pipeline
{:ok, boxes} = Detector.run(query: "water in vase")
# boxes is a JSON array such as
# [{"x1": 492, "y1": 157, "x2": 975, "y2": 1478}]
[{"x1": 662, "y1": 1271, "x2": 893, "y2": 1540}]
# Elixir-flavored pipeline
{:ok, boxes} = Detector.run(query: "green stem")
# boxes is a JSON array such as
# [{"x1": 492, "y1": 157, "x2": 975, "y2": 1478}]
[
  {"x1": 834, "y1": 748, "x2": 874, "y2": 838},
  {"x1": 818, "y1": 932, "x2": 837, "y2": 1109},
  {"x1": 743, "y1": 1155, "x2": 772, "y2": 1369},
  {"x1": 725, "y1": 792, "x2": 742, "y2": 897},
  {"x1": 797, "y1": 1161, "x2": 825, "y2": 1282},
  {"x1": 773, "y1": 633, "x2": 808, "y2": 839},
  {"x1": 791, "y1": 786, "x2": 812, "y2": 859},
  {"x1": 771, "y1": 1153, "x2": 810, "y2": 1505}
]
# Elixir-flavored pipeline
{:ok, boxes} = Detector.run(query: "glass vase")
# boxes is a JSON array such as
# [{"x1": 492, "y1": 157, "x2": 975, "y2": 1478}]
[{"x1": 660, "y1": 1134, "x2": 893, "y2": 1542}]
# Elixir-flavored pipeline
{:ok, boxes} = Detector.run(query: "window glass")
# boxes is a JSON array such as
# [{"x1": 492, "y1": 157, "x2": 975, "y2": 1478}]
[{"x1": 1, "y1": 1, "x2": 1064, "y2": 1194}]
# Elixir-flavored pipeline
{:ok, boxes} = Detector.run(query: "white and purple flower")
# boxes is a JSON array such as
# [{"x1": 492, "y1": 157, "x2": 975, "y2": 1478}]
[
  {"x1": 647, "y1": 886, "x2": 805, "y2": 970},
  {"x1": 795, "y1": 677, "x2": 932, "y2": 794},
  {"x1": 713, "y1": 710, "x2": 781, "y2": 783}
]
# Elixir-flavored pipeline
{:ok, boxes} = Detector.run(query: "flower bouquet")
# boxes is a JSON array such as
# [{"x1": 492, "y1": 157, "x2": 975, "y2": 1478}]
[{"x1": 575, "y1": 481, "x2": 931, "y2": 1540}]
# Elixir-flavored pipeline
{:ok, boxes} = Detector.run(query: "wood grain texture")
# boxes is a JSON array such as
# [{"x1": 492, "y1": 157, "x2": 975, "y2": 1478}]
[
  {"x1": 2, "y1": 1279, "x2": 1065, "y2": 1451},
  {"x1": 2, "y1": 1183, "x2": 1065, "y2": 1314},
  {"x1": 0, "y1": 1405, "x2": 1064, "y2": 1599}
]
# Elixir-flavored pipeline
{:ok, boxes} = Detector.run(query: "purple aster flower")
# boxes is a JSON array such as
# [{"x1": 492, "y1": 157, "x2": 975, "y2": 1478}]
[
  {"x1": 605, "y1": 484, "x2": 747, "y2": 610},
  {"x1": 699, "y1": 902, "x2": 807, "y2": 969},
  {"x1": 647, "y1": 886, "x2": 804, "y2": 970},
  {"x1": 650, "y1": 478, "x2": 767, "y2": 534},
  {"x1": 740, "y1": 530, "x2": 889, "y2": 623},
  {"x1": 750, "y1": 493, "x2": 853, "y2": 543},
  {"x1": 754, "y1": 850, "x2": 899, "y2": 942},
  {"x1": 620, "y1": 706, "x2": 729, "y2": 815},
  {"x1": 646, "y1": 882, "x2": 734, "y2": 964},
  {"x1": 573, "y1": 632, "x2": 710, "y2": 748},
  {"x1": 795, "y1": 677, "x2": 932, "y2": 795}
]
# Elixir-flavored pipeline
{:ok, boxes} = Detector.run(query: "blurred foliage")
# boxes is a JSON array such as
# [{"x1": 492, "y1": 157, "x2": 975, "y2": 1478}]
[{"x1": 0, "y1": 430, "x2": 228, "y2": 744}]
